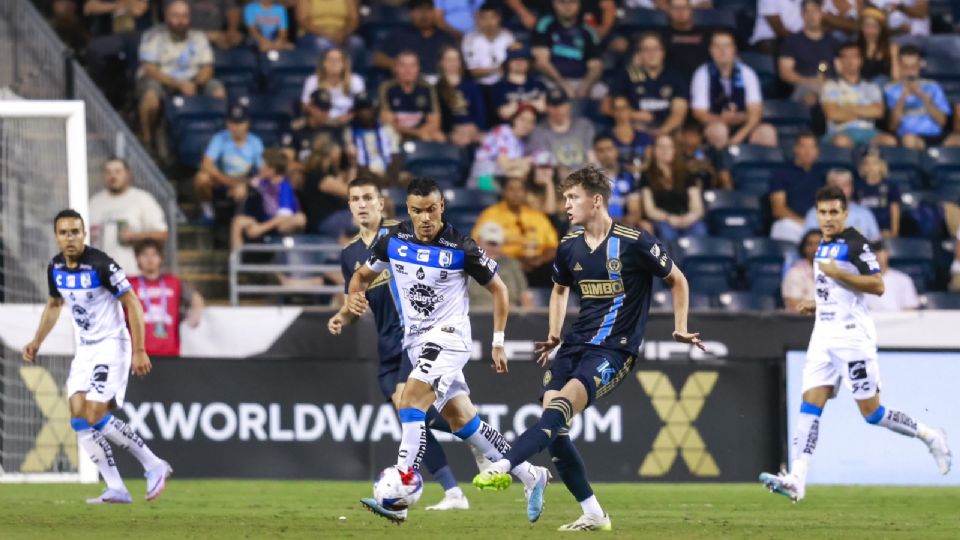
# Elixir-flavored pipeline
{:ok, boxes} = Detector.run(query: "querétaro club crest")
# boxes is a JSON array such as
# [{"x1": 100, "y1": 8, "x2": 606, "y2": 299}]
[{"x1": 406, "y1": 283, "x2": 443, "y2": 316}]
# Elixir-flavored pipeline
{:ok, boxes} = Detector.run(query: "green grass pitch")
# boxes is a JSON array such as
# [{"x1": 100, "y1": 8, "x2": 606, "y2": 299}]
[{"x1": 2, "y1": 480, "x2": 958, "y2": 539}]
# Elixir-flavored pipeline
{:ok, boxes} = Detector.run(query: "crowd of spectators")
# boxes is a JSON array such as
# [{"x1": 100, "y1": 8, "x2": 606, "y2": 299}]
[{"x1": 42, "y1": 0, "x2": 960, "y2": 307}]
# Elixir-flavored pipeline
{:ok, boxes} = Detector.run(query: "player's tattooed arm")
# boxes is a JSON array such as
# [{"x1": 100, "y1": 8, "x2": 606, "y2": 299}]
[
  {"x1": 120, "y1": 289, "x2": 152, "y2": 377},
  {"x1": 346, "y1": 264, "x2": 377, "y2": 316},
  {"x1": 22, "y1": 296, "x2": 64, "y2": 363},
  {"x1": 663, "y1": 265, "x2": 705, "y2": 351}
]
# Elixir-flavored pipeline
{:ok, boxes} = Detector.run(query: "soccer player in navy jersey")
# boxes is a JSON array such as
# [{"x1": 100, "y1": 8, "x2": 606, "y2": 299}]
[
  {"x1": 328, "y1": 176, "x2": 471, "y2": 511},
  {"x1": 473, "y1": 166, "x2": 704, "y2": 531}
]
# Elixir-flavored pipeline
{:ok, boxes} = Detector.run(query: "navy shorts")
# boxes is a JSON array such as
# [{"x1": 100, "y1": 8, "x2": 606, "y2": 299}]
[
  {"x1": 542, "y1": 344, "x2": 636, "y2": 406},
  {"x1": 376, "y1": 350, "x2": 414, "y2": 402}
]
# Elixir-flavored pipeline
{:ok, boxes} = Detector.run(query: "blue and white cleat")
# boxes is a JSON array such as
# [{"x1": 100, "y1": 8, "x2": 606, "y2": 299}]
[
  {"x1": 925, "y1": 427, "x2": 952, "y2": 475},
  {"x1": 145, "y1": 460, "x2": 173, "y2": 502},
  {"x1": 86, "y1": 488, "x2": 132, "y2": 504},
  {"x1": 759, "y1": 471, "x2": 804, "y2": 503},
  {"x1": 360, "y1": 497, "x2": 407, "y2": 525},
  {"x1": 524, "y1": 466, "x2": 551, "y2": 523}
]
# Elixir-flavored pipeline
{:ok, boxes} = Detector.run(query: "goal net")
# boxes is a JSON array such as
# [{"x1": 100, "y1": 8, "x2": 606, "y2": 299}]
[{"x1": 0, "y1": 99, "x2": 96, "y2": 482}]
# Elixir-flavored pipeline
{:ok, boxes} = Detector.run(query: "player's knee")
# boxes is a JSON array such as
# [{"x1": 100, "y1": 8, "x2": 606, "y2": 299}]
[
  {"x1": 862, "y1": 404, "x2": 885, "y2": 425},
  {"x1": 70, "y1": 417, "x2": 91, "y2": 432},
  {"x1": 543, "y1": 396, "x2": 574, "y2": 428}
]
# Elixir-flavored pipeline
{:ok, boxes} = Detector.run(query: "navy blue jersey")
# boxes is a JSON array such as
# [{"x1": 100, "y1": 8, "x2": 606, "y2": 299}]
[
  {"x1": 341, "y1": 219, "x2": 403, "y2": 360},
  {"x1": 856, "y1": 179, "x2": 901, "y2": 232},
  {"x1": 611, "y1": 67, "x2": 688, "y2": 127},
  {"x1": 553, "y1": 224, "x2": 673, "y2": 354},
  {"x1": 531, "y1": 16, "x2": 600, "y2": 79},
  {"x1": 489, "y1": 77, "x2": 548, "y2": 113},
  {"x1": 379, "y1": 80, "x2": 438, "y2": 130}
]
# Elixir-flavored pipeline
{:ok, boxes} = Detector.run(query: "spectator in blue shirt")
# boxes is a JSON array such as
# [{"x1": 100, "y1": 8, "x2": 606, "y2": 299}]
[
  {"x1": 884, "y1": 45, "x2": 952, "y2": 150},
  {"x1": 244, "y1": 0, "x2": 292, "y2": 52},
  {"x1": 770, "y1": 132, "x2": 824, "y2": 243},
  {"x1": 803, "y1": 168, "x2": 881, "y2": 241},
  {"x1": 856, "y1": 149, "x2": 901, "y2": 237},
  {"x1": 435, "y1": 0, "x2": 485, "y2": 39},
  {"x1": 372, "y1": 0, "x2": 456, "y2": 80},
  {"x1": 194, "y1": 105, "x2": 265, "y2": 223},
  {"x1": 531, "y1": 0, "x2": 604, "y2": 99},
  {"x1": 436, "y1": 46, "x2": 487, "y2": 146},
  {"x1": 230, "y1": 148, "x2": 306, "y2": 250}
]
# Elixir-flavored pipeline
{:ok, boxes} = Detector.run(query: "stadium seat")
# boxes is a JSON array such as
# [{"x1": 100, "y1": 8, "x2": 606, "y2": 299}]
[
  {"x1": 739, "y1": 237, "x2": 787, "y2": 298},
  {"x1": 401, "y1": 141, "x2": 464, "y2": 187},
  {"x1": 924, "y1": 146, "x2": 960, "y2": 189},
  {"x1": 922, "y1": 56, "x2": 960, "y2": 83},
  {"x1": 616, "y1": 8, "x2": 669, "y2": 35},
  {"x1": 165, "y1": 95, "x2": 227, "y2": 135},
  {"x1": 814, "y1": 144, "x2": 855, "y2": 178},
  {"x1": 672, "y1": 237, "x2": 738, "y2": 294},
  {"x1": 716, "y1": 291, "x2": 777, "y2": 312},
  {"x1": 238, "y1": 94, "x2": 295, "y2": 148},
  {"x1": 215, "y1": 47, "x2": 259, "y2": 98},
  {"x1": 176, "y1": 127, "x2": 219, "y2": 169},
  {"x1": 922, "y1": 34, "x2": 960, "y2": 62},
  {"x1": 358, "y1": 3, "x2": 411, "y2": 44},
  {"x1": 762, "y1": 100, "x2": 811, "y2": 144},
  {"x1": 885, "y1": 237, "x2": 935, "y2": 293},
  {"x1": 692, "y1": 9, "x2": 736, "y2": 31},
  {"x1": 651, "y1": 290, "x2": 713, "y2": 310},
  {"x1": 727, "y1": 144, "x2": 784, "y2": 196},
  {"x1": 921, "y1": 292, "x2": 960, "y2": 310},
  {"x1": 262, "y1": 49, "x2": 317, "y2": 94},
  {"x1": 703, "y1": 190, "x2": 762, "y2": 239},
  {"x1": 878, "y1": 146, "x2": 925, "y2": 191},
  {"x1": 442, "y1": 188, "x2": 498, "y2": 214},
  {"x1": 740, "y1": 52, "x2": 777, "y2": 97}
]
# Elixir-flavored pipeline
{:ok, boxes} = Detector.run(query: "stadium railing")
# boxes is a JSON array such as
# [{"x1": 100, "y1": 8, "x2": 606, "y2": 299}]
[{"x1": 228, "y1": 241, "x2": 343, "y2": 305}]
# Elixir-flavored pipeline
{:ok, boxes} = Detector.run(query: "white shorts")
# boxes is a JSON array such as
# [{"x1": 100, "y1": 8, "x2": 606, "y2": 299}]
[
  {"x1": 802, "y1": 340, "x2": 881, "y2": 400},
  {"x1": 407, "y1": 329, "x2": 471, "y2": 412},
  {"x1": 66, "y1": 338, "x2": 132, "y2": 406}
]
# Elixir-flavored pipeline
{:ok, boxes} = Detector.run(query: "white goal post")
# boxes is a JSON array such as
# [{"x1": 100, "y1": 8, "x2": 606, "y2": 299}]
[{"x1": 0, "y1": 99, "x2": 97, "y2": 483}]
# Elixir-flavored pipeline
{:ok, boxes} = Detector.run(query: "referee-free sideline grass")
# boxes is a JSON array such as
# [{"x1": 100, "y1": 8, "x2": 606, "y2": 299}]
[{"x1": 2, "y1": 480, "x2": 958, "y2": 539}]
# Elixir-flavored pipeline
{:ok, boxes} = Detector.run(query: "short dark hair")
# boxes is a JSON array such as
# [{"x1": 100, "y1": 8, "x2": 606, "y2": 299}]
[
  {"x1": 899, "y1": 44, "x2": 922, "y2": 59},
  {"x1": 593, "y1": 133, "x2": 615, "y2": 147},
  {"x1": 262, "y1": 147, "x2": 288, "y2": 175},
  {"x1": 53, "y1": 208, "x2": 84, "y2": 232},
  {"x1": 478, "y1": 1, "x2": 499, "y2": 13},
  {"x1": 396, "y1": 49, "x2": 419, "y2": 63},
  {"x1": 636, "y1": 32, "x2": 664, "y2": 50},
  {"x1": 801, "y1": 0, "x2": 822, "y2": 8},
  {"x1": 798, "y1": 229, "x2": 821, "y2": 257},
  {"x1": 408, "y1": 0, "x2": 434, "y2": 11},
  {"x1": 795, "y1": 130, "x2": 817, "y2": 144},
  {"x1": 348, "y1": 175, "x2": 382, "y2": 194},
  {"x1": 105, "y1": 156, "x2": 130, "y2": 170},
  {"x1": 560, "y1": 166, "x2": 612, "y2": 205},
  {"x1": 134, "y1": 238, "x2": 164, "y2": 258},
  {"x1": 710, "y1": 30, "x2": 736, "y2": 46},
  {"x1": 837, "y1": 41, "x2": 860, "y2": 57},
  {"x1": 815, "y1": 185, "x2": 847, "y2": 210},
  {"x1": 407, "y1": 176, "x2": 442, "y2": 198}
]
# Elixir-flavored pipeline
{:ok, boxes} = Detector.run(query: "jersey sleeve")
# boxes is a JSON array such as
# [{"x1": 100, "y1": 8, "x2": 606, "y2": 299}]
[
  {"x1": 551, "y1": 245, "x2": 574, "y2": 287},
  {"x1": 47, "y1": 263, "x2": 61, "y2": 298},
  {"x1": 341, "y1": 249, "x2": 354, "y2": 294},
  {"x1": 635, "y1": 232, "x2": 674, "y2": 279},
  {"x1": 366, "y1": 233, "x2": 391, "y2": 273},
  {"x1": 849, "y1": 235, "x2": 880, "y2": 275},
  {"x1": 97, "y1": 254, "x2": 132, "y2": 297},
  {"x1": 464, "y1": 236, "x2": 498, "y2": 286}
]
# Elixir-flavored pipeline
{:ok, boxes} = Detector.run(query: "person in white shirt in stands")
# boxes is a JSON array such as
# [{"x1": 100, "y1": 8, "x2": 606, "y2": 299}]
[
  {"x1": 750, "y1": 0, "x2": 805, "y2": 54},
  {"x1": 864, "y1": 241, "x2": 919, "y2": 312},
  {"x1": 301, "y1": 47, "x2": 366, "y2": 130},
  {"x1": 88, "y1": 157, "x2": 169, "y2": 277},
  {"x1": 462, "y1": 3, "x2": 515, "y2": 91}
]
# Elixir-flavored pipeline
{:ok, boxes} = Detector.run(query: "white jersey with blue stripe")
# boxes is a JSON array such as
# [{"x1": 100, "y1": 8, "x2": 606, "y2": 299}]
[
  {"x1": 812, "y1": 227, "x2": 880, "y2": 345},
  {"x1": 367, "y1": 220, "x2": 497, "y2": 350},
  {"x1": 47, "y1": 246, "x2": 132, "y2": 345}
]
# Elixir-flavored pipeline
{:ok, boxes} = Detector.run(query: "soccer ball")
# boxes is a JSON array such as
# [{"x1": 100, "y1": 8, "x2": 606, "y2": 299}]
[{"x1": 373, "y1": 465, "x2": 423, "y2": 510}]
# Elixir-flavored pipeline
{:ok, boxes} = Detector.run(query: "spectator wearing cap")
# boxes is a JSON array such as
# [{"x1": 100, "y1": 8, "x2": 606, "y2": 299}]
[
  {"x1": 531, "y1": 0, "x2": 604, "y2": 99},
  {"x1": 194, "y1": 105, "x2": 265, "y2": 224},
  {"x1": 136, "y1": 0, "x2": 225, "y2": 150},
  {"x1": 89, "y1": 157, "x2": 169, "y2": 277},
  {"x1": 529, "y1": 88, "x2": 596, "y2": 177},
  {"x1": 749, "y1": 0, "x2": 804, "y2": 55},
  {"x1": 132, "y1": 238, "x2": 204, "y2": 357},
  {"x1": 864, "y1": 241, "x2": 919, "y2": 312},
  {"x1": 594, "y1": 134, "x2": 648, "y2": 230},
  {"x1": 641, "y1": 133, "x2": 707, "y2": 242},
  {"x1": 244, "y1": 0, "x2": 293, "y2": 52},
  {"x1": 373, "y1": 0, "x2": 456, "y2": 81},
  {"x1": 301, "y1": 47, "x2": 366, "y2": 131},
  {"x1": 782, "y1": 229, "x2": 822, "y2": 312},
  {"x1": 857, "y1": 149, "x2": 901, "y2": 238},
  {"x1": 691, "y1": 31, "x2": 778, "y2": 150},
  {"x1": 462, "y1": 3, "x2": 515, "y2": 91},
  {"x1": 344, "y1": 92, "x2": 402, "y2": 185},
  {"x1": 379, "y1": 50, "x2": 446, "y2": 143},
  {"x1": 870, "y1": 0, "x2": 929, "y2": 38},
  {"x1": 770, "y1": 132, "x2": 823, "y2": 243},
  {"x1": 664, "y1": 0, "x2": 711, "y2": 84},
  {"x1": 473, "y1": 176, "x2": 559, "y2": 286},
  {"x1": 884, "y1": 45, "x2": 954, "y2": 150},
  {"x1": 606, "y1": 32, "x2": 688, "y2": 137},
  {"x1": 468, "y1": 221, "x2": 533, "y2": 309},
  {"x1": 490, "y1": 45, "x2": 548, "y2": 123},
  {"x1": 184, "y1": 0, "x2": 244, "y2": 49},
  {"x1": 296, "y1": 0, "x2": 361, "y2": 54},
  {"x1": 778, "y1": 0, "x2": 838, "y2": 107},
  {"x1": 470, "y1": 104, "x2": 538, "y2": 189},
  {"x1": 803, "y1": 169, "x2": 881, "y2": 241},
  {"x1": 436, "y1": 46, "x2": 488, "y2": 146},
  {"x1": 821, "y1": 42, "x2": 897, "y2": 149},
  {"x1": 231, "y1": 148, "x2": 307, "y2": 250},
  {"x1": 607, "y1": 95, "x2": 653, "y2": 175}
]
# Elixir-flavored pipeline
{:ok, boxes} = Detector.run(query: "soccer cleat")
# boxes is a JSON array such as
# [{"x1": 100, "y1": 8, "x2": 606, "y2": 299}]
[
  {"x1": 524, "y1": 466, "x2": 551, "y2": 523},
  {"x1": 759, "y1": 471, "x2": 805, "y2": 503},
  {"x1": 557, "y1": 512, "x2": 612, "y2": 531},
  {"x1": 145, "y1": 460, "x2": 173, "y2": 502},
  {"x1": 925, "y1": 427, "x2": 952, "y2": 475},
  {"x1": 360, "y1": 497, "x2": 407, "y2": 525},
  {"x1": 86, "y1": 488, "x2": 132, "y2": 504},
  {"x1": 472, "y1": 467, "x2": 512, "y2": 491},
  {"x1": 425, "y1": 491, "x2": 469, "y2": 511}
]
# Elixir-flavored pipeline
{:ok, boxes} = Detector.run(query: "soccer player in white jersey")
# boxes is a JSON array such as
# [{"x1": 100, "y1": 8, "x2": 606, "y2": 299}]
[
  {"x1": 21, "y1": 209, "x2": 172, "y2": 504},
  {"x1": 348, "y1": 178, "x2": 550, "y2": 524},
  {"x1": 760, "y1": 187, "x2": 951, "y2": 502}
]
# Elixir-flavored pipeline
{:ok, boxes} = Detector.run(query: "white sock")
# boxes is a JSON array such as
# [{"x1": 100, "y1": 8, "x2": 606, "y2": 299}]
[
  {"x1": 201, "y1": 202, "x2": 214, "y2": 219},
  {"x1": 875, "y1": 407, "x2": 920, "y2": 438},
  {"x1": 99, "y1": 415, "x2": 164, "y2": 472},
  {"x1": 78, "y1": 429, "x2": 126, "y2": 492},
  {"x1": 791, "y1": 407, "x2": 821, "y2": 485},
  {"x1": 469, "y1": 443, "x2": 489, "y2": 472},
  {"x1": 580, "y1": 494, "x2": 604, "y2": 517},
  {"x1": 917, "y1": 423, "x2": 935, "y2": 444},
  {"x1": 445, "y1": 486, "x2": 464, "y2": 498},
  {"x1": 462, "y1": 420, "x2": 536, "y2": 487},
  {"x1": 397, "y1": 410, "x2": 426, "y2": 471}
]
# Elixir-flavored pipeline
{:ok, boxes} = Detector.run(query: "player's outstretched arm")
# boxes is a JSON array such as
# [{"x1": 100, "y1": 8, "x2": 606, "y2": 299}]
[
  {"x1": 22, "y1": 296, "x2": 64, "y2": 363},
  {"x1": 664, "y1": 265, "x2": 705, "y2": 351},
  {"x1": 346, "y1": 264, "x2": 377, "y2": 316},
  {"x1": 327, "y1": 303, "x2": 359, "y2": 335},
  {"x1": 120, "y1": 289, "x2": 152, "y2": 377},
  {"x1": 818, "y1": 259, "x2": 885, "y2": 296},
  {"x1": 535, "y1": 283, "x2": 570, "y2": 367},
  {"x1": 484, "y1": 273, "x2": 510, "y2": 374}
]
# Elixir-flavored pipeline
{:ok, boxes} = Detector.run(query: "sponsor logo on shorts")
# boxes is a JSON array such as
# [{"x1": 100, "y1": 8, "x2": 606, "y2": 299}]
[
  {"x1": 90, "y1": 364, "x2": 110, "y2": 393},
  {"x1": 848, "y1": 360, "x2": 867, "y2": 381}
]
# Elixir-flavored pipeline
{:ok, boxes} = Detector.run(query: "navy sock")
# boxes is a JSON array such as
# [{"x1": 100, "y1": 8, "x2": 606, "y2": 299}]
[
  {"x1": 431, "y1": 465, "x2": 458, "y2": 492},
  {"x1": 503, "y1": 397, "x2": 573, "y2": 468},
  {"x1": 425, "y1": 406, "x2": 452, "y2": 434},
  {"x1": 548, "y1": 430, "x2": 594, "y2": 502}
]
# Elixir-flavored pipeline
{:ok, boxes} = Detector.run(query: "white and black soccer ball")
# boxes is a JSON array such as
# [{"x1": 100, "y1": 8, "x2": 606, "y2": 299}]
[{"x1": 373, "y1": 465, "x2": 423, "y2": 510}]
